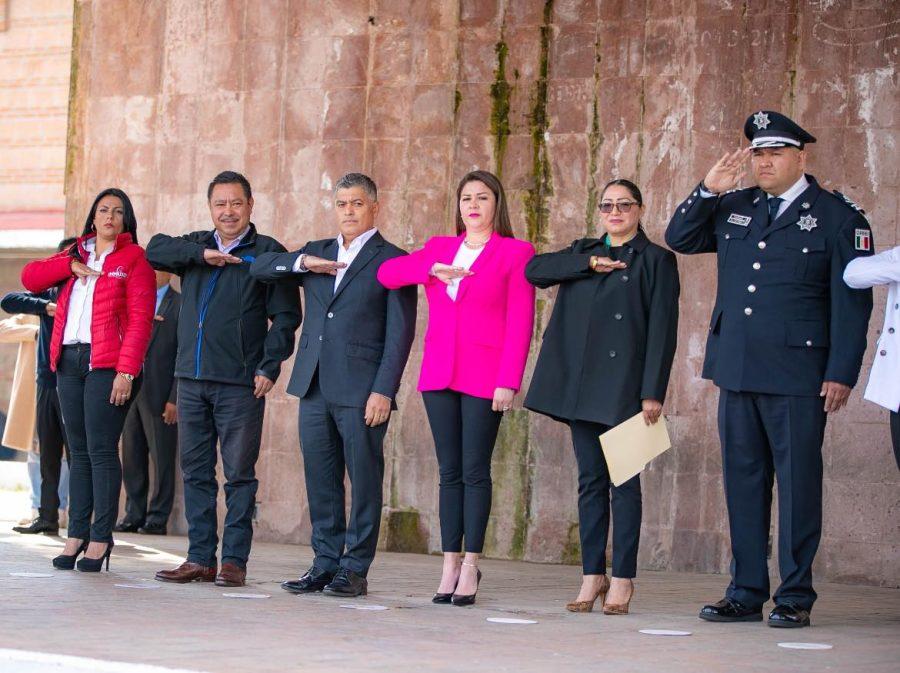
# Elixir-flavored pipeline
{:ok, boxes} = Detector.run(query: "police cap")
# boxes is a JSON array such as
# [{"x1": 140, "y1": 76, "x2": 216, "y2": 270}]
[{"x1": 743, "y1": 110, "x2": 816, "y2": 149}]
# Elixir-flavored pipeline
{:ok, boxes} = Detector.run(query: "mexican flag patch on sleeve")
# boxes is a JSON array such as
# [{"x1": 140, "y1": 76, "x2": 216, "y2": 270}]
[{"x1": 854, "y1": 228, "x2": 871, "y2": 251}]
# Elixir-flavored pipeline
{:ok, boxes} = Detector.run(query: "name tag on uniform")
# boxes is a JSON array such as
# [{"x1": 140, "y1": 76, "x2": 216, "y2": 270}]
[
  {"x1": 276, "y1": 265, "x2": 287, "y2": 271},
  {"x1": 727, "y1": 213, "x2": 751, "y2": 227}
]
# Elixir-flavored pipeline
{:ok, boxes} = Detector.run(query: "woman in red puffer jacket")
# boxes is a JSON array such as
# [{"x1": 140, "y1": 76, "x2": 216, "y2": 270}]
[{"x1": 21, "y1": 188, "x2": 155, "y2": 573}]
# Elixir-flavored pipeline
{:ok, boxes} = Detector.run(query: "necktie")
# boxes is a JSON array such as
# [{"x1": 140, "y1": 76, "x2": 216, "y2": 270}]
[{"x1": 767, "y1": 196, "x2": 783, "y2": 225}]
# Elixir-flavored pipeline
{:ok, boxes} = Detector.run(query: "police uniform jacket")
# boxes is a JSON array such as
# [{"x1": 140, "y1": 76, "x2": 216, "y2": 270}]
[
  {"x1": 524, "y1": 231, "x2": 680, "y2": 426},
  {"x1": 844, "y1": 245, "x2": 900, "y2": 412},
  {"x1": 665, "y1": 174, "x2": 873, "y2": 396}
]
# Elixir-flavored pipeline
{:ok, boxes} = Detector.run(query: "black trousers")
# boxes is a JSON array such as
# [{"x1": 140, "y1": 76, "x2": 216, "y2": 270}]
[
  {"x1": 299, "y1": 374, "x2": 387, "y2": 576},
  {"x1": 56, "y1": 345, "x2": 136, "y2": 543},
  {"x1": 178, "y1": 378, "x2": 264, "y2": 569},
  {"x1": 891, "y1": 411, "x2": 899, "y2": 470},
  {"x1": 36, "y1": 384, "x2": 68, "y2": 523},
  {"x1": 719, "y1": 389, "x2": 826, "y2": 611},
  {"x1": 569, "y1": 420, "x2": 642, "y2": 577},
  {"x1": 422, "y1": 390, "x2": 503, "y2": 554},
  {"x1": 121, "y1": 395, "x2": 178, "y2": 527}
]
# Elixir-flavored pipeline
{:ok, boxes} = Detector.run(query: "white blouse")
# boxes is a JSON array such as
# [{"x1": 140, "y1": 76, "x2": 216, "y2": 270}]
[
  {"x1": 446, "y1": 242, "x2": 483, "y2": 301},
  {"x1": 62, "y1": 239, "x2": 111, "y2": 345}
]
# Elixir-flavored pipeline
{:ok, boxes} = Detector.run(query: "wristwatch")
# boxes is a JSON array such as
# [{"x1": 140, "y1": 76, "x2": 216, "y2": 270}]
[{"x1": 118, "y1": 372, "x2": 135, "y2": 382}]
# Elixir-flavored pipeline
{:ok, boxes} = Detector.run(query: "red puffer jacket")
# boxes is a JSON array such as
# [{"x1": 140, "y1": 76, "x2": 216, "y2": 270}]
[{"x1": 21, "y1": 232, "x2": 156, "y2": 376}]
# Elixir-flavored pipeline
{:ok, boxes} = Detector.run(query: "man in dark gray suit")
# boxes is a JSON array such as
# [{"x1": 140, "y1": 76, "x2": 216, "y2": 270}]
[
  {"x1": 251, "y1": 173, "x2": 416, "y2": 597},
  {"x1": 116, "y1": 270, "x2": 181, "y2": 535}
]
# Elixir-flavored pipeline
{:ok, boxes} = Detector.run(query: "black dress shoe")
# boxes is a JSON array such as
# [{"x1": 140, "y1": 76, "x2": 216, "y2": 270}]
[
  {"x1": 12, "y1": 517, "x2": 59, "y2": 535},
  {"x1": 768, "y1": 603, "x2": 811, "y2": 628},
  {"x1": 323, "y1": 568, "x2": 368, "y2": 597},
  {"x1": 699, "y1": 597, "x2": 762, "y2": 622},
  {"x1": 432, "y1": 591, "x2": 454, "y2": 604},
  {"x1": 281, "y1": 566, "x2": 335, "y2": 594},
  {"x1": 451, "y1": 568, "x2": 482, "y2": 606},
  {"x1": 113, "y1": 520, "x2": 142, "y2": 533},
  {"x1": 137, "y1": 522, "x2": 167, "y2": 535}
]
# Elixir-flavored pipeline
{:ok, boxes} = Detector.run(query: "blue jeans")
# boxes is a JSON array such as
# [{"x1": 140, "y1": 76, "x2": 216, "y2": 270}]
[
  {"x1": 178, "y1": 379, "x2": 264, "y2": 569},
  {"x1": 26, "y1": 451, "x2": 69, "y2": 511}
]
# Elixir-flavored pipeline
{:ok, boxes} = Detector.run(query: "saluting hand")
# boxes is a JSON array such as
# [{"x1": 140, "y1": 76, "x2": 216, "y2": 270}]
[
  {"x1": 302, "y1": 255, "x2": 347, "y2": 275},
  {"x1": 71, "y1": 260, "x2": 102, "y2": 283},
  {"x1": 820, "y1": 381, "x2": 851, "y2": 413},
  {"x1": 641, "y1": 399, "x2": 663, "y2": 426},
  {"x1": 430, "y1": 263, "x2": 474, "y2": 286},
  {"x1": 703, "y1": 148, "x2": 751, "y2": 194},
  {"x1": 590, "y1": 256, "x2": 627, "y2": 273},
  {"x1": 203, "y1": 249, "x2": 243, "y2": 266}
]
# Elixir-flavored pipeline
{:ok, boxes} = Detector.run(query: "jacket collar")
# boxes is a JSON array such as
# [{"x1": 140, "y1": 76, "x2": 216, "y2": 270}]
[
  {"x1": 199, "y1": 222, "x2": 259, "y2": 249},
  {"x1": 74, "y1": 231, "x2": 135, "y2": 259},
  {"x1": 597, "y1": 229, "x2": 650, "y2": 253}
]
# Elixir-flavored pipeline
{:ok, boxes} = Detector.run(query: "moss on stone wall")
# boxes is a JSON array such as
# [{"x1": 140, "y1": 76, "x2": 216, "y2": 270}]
[
  {"x1": 485, "y1": 409, "x2": 531, "y2": 559},
  {"x1": 584, "y1": 36, "x2": 604, "y2": 237},
  {"x1": 523, "y1": 1, "x2": 554, "y2": 249},
  {"x1": 561, "y1": 521, "x2": 582, "y2": 565},
  {"x1": 490, "y1": 41, "x2": 511, "y2": 178},
  {"x1": 64, "y1": 0, "x2": 83, "y2": 192},
  {"x1": 380, "y1": 508, "x2": 429, "y2": 554}
]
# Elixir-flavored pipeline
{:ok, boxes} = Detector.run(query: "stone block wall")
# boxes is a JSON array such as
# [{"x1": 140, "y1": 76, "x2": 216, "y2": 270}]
[{"x1": 64, "y1": 1, "x2": 898, "y2": 585}]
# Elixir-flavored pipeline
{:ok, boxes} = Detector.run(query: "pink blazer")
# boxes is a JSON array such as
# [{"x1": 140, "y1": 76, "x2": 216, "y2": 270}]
[{"x1": 377, "y1": 232, "x2": 536, "y2": 400}]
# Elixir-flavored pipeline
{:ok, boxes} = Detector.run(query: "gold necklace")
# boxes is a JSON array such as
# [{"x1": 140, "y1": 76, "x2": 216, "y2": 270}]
[{"x1": 463, "y1": 236, "x2": 489, "y2": 249}]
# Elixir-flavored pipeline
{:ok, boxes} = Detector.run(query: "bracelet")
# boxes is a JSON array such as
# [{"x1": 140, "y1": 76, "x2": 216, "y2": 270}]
[{"x1": 117, "y1": 372, "x2": 135, "y2": 382}]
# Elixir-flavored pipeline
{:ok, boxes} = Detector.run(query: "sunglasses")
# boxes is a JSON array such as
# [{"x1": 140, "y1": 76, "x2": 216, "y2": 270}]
[{"x1": 599, "y1": 201, "x2": 639, "y2": 213}]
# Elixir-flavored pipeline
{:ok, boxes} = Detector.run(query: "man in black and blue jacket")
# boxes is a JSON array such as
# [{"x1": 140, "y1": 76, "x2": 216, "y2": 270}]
[
  {"x1": 3, "y1": 236, "x2": 76, "y2": 535},
  {"x1": 147, "y1": 171, "x2": 301, "y2": 587}
]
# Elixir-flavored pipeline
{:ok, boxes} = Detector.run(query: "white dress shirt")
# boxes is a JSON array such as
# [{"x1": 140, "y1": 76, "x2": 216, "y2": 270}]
[
  {"x1": 844, "y1": 246, "x2": 900, "y2": 412},
  {"x1": 293, "y1": 227, "x2": 379, "y2": 294},
  {"x1": 698, "y1": 174, "x2": 809, "y2": 216},
  {"x1": 214, "y1": 226, "x2": 250, "y2": 254},
  {"x1": 446, "y1": 241, "x2": 483, "y2": 301},
  {"x1": 63, "y1": 239, "x2": 112, "y2": 345}
]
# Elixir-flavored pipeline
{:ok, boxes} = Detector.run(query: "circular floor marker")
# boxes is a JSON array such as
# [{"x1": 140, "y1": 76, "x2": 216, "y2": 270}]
[
  {"x1": 115, "y1": 583, "x2": 160, "y2": 589},
  {"x1": 222, "y1": 592, "x2": 270, "y2": 599},
  {"x1": 640, "y1": 629, "x2": 692, "y2": 636},
  {"x1": 340, "y1": 604, "x2": 388, "y2": 611},
  {"x1": 486, "y1": 617, "x2": 538, "y2": 624},
  {"x1": 9, "y1": 572, "x2": 53, "y2": 578},
  {"x1": 778, "y1": 642, "x2": 833, "y2": 650}
]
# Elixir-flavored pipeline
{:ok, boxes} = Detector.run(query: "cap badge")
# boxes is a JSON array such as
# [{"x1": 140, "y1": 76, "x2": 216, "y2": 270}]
[
  {"x1": 797, "y1": 214, "x2": 818, "y2": 232},
  {"x1": 753, "y1": 111, "x2": 771, "y2": 130},
  {"x1": 801, "y1": 202, "x2": 810, "y2": 209}
]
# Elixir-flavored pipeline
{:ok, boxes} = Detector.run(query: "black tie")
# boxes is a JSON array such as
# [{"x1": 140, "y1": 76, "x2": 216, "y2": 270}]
[{"x1": 767, "y1": 197, "x2": 783, "y2": 225}]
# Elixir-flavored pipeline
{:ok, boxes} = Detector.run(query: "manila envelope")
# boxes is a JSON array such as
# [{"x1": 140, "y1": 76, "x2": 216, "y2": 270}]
[{"x1": 599, "y1": 412, "x2": 672, "y2": 487}]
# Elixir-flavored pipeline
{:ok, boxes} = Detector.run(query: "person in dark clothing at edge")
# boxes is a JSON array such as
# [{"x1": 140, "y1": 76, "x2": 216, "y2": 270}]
[
  {"x1": 148, "y1": 171, "x2": 302, "y2": 588},
  {"x1": 4, "y1": 237, "x2": 76, "y2": 535}
]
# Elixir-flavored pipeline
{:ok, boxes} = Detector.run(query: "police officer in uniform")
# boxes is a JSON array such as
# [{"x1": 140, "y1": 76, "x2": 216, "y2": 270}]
[{"x1": 665, "y1": 111, "x2": 874, "y2": 628}]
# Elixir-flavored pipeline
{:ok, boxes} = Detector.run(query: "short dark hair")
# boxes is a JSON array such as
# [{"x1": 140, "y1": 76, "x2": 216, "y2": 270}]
[
  {"x1": 57, "y1": 237, "x2": 77, "y2": 252},
  {"x1": 207, "y1": 171, "x2": 252, "y2": 201},
  {"x1": 454, "y1": 170, "x2": 514, "y2": 238},
  {"x1": 80, "y1": 188, "x2": 139, "y2": 244},
  {"x1": 333, "y1": 173, "x2": 377, "y2": 201}
]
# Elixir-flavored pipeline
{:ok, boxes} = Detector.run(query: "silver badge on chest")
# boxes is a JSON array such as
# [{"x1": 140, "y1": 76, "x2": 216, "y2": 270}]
[{"x1": 797, "y1": 214, "x2": 818, "y2": 232}]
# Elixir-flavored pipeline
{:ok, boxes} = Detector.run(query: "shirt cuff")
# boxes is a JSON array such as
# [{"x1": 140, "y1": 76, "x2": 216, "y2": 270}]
[
  {"x1": 698, "y1": 182, "x2": 717, "y2": 199},
  {"x1": 292, "y1": 254, "x2": 309, "y2": 273}
]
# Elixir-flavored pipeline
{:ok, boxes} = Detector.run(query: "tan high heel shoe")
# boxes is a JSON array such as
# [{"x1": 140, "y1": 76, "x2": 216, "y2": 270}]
[
  {"x1": 603, "y1": 578, "x2": 634, "y2": 615},
  {"x1": 566, "y1": 575, "x2": 610, "y2": 613}
]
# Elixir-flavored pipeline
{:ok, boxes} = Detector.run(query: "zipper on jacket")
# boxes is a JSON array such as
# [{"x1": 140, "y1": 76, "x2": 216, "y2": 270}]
[{"x1": 193, "y1": 239, "x2": 253, "y2": 379}]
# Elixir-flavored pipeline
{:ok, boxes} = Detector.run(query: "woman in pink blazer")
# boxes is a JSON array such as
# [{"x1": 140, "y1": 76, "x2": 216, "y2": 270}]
[{"x1": 378, "y1": 170, "x2": 535, "y2": 605}]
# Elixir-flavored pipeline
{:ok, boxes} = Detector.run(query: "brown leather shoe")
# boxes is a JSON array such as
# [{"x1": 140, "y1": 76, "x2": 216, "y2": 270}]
[
  {"x1": 155, "y1": 561, "x2": 217, "y2": 584},
  {"x1": 214, "y1": 562, "x2": 246, "y2": 587}
]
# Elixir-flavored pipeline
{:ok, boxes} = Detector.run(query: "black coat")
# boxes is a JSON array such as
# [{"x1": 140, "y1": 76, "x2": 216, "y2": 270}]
[
  {"x1": 146, "y1": 224, "x2": 302, "y2": 387},
  {"x1": 136, "y1": 286, "x2": 181, "y2": 414},
  {"x1": 664, "y1": 175, "x2": 873, "y2": 395},
  {"x1": 250, "y1": 231, "x2": 417, "y2": 409},
  {"x1": 524, "y1": 231, "x2": 680, "y2": 426}
]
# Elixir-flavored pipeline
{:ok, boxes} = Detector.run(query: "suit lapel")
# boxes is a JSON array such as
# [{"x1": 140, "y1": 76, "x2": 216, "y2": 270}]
[
  {"x1": 147, "y1": 286, "x2": 174, "y2": 349},
  {"x1": 329, "y1": 232, "x2": 384, "y2": 305},
  {"x1": 456, "y1": 232, "x2": 501, "y2": 303},
  {"x1": 749, "y1": 188, "x2": 768, "y2": 238}
]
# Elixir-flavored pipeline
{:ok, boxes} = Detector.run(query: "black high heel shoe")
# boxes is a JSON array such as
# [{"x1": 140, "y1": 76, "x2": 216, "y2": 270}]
[
  {"x1": 451, "y1": 562, "x2": 482, "y2": 606},
  {"x1": 52, "y1": 539, "x2": 88, "y2": 570},
  {"x1": 433, "y1": 563, "x2": 462, "y2": 604},
  {"x1": 76, "y1": 541, "x2": 114, "y2": 572}
]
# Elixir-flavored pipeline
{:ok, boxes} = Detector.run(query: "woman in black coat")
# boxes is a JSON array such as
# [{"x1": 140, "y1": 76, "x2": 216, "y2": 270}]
[{"x1": 524, "y1": 179, "x2": 680, "y2": 615}]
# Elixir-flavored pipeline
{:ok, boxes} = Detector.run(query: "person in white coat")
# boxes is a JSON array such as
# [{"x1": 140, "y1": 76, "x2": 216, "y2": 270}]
[{"x1": 844, "y1": 245, "x2": 900, "y2": 468}]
